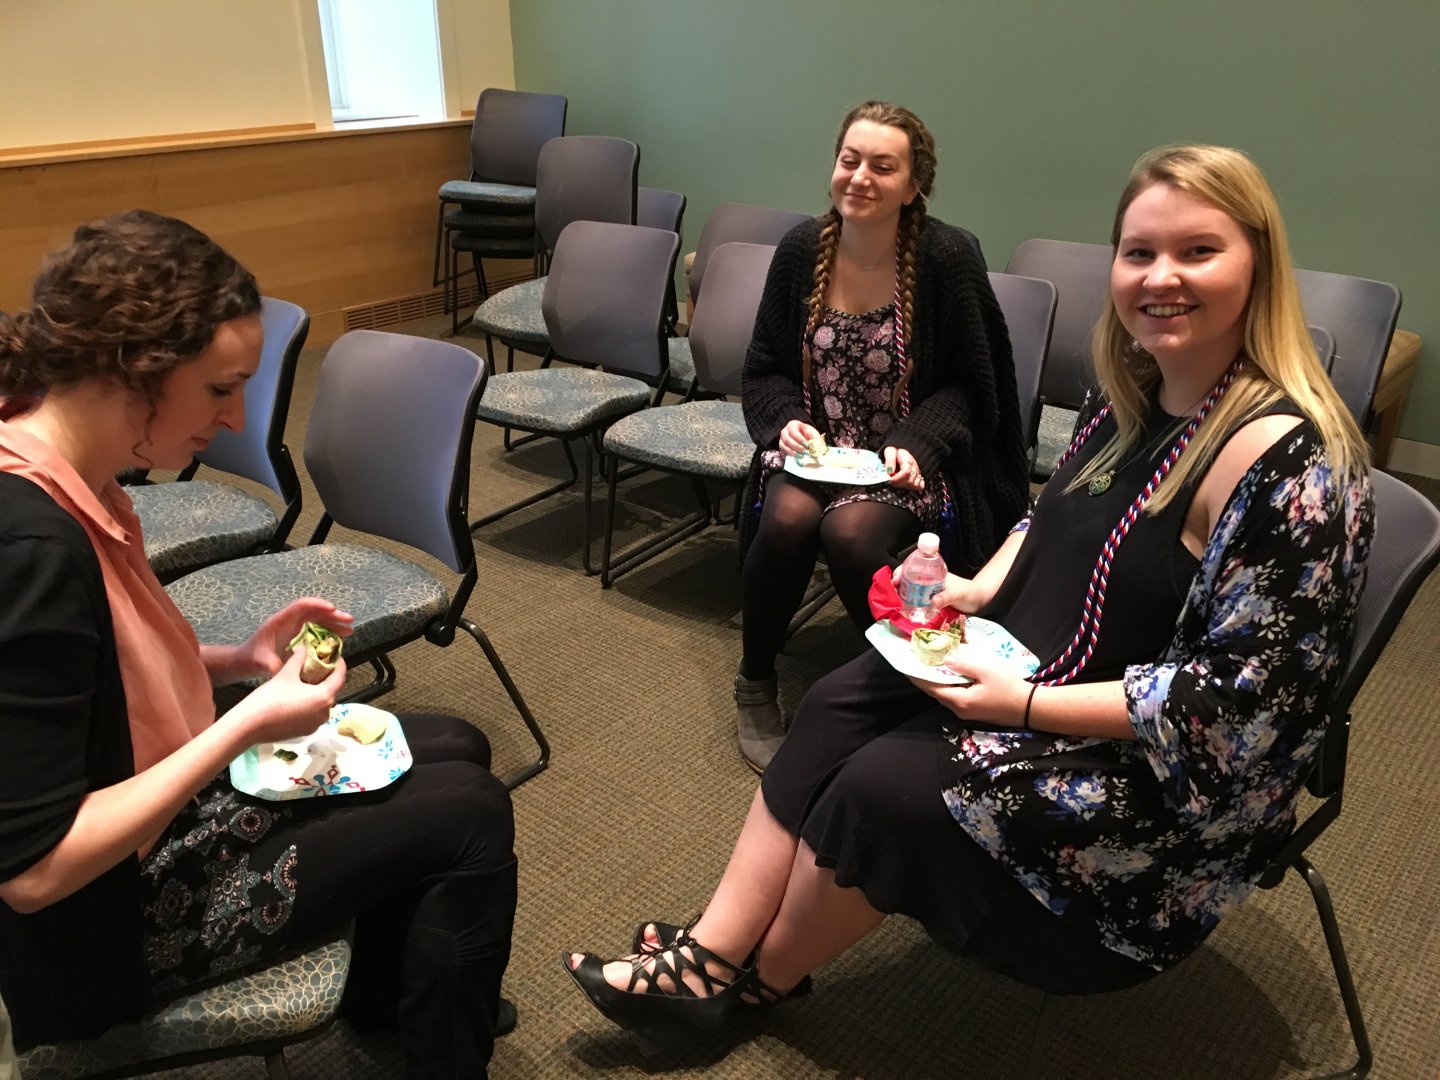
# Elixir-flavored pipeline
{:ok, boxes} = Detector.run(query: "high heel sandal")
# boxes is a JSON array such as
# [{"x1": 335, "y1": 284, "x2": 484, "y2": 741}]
[
  {"x1": 629, "y1": 919, "x2": 813, "y2": 1000},
  {"x1": 562, "y1": 928, "x2": 754, "y2": 1050}
]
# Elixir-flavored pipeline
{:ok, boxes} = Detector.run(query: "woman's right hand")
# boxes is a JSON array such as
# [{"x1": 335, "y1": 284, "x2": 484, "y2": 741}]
[
  {"x1": 778, "y1": 419, "x2": 822, "y2": 457},
  {"x1": 226, "y1": 646, "x2": 347, "y2": 746},
  {"x1": 932, "y1": 572, "x2": 983, "y2": 614}
]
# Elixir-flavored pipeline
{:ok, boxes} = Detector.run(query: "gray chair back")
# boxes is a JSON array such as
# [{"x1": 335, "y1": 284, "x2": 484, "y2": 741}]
[
  {"x1": 1309, "y1": 324, "x2": 1336, "y2": 375},
  {"x1": 690, "y1": 204, "x2": 811, "y2": 304},
  {"x1": 303, "y1": 331, "x2": 486, "y2": 574},
  {"x1": 535, "y1": 136, "x2": 640, "y2": 255},
  {"x1": 689, "y1": 242, "x2": 775, "y2": 398},
  {"x1": 470, "y1": 88, "x2": 567, "y2": 187},
  {"x1": 541, "y1": 222, "x2": 678, "y2": 382},
  {"x1": 1294, "y1": 269, "x2": 1402, "y2": 425},
  {"x1": 194, "y1": 296, "x2": 307, "y2": 500},
  {"x1": 637, "y1": 187, "x2": 686, "y2": 235},
  {"x1": 1004, "y1": 239, "x2": 1112, "y2": 410},
  {"x1": 988, "y1": 272, "x2": 1058, "y2": 450}
]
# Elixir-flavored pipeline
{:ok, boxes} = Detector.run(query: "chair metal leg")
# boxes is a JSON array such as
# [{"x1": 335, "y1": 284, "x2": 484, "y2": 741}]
[
  {"x1": 265, "y1": 1049, "x2": 292, "y2": 1080},
  {"x1": 787, "y1": 578, "x2": 837, "y2": 638},
  {"x1": 600, "y1": 461, "x2": 713, "y2": 588},
  {"x1": 469, "y1": 436, "x2": 579, "y2": 531},
  {"x1": 457, "y1": 616, "x2": 550, "y2": 789},
  {"x1": 1024, "y1": 993, "x2": 1058, "y2": 1080},
  {"x1": 432, "y1": 201, "x2": 448, "y2": 288},
  {"x1": 1295, "y1": 855, "x2": 1373, "y2": 1079}
]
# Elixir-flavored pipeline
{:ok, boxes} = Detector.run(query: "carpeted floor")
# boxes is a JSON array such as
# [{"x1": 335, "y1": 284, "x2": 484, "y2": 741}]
[{"x1": 140, "y1": 315, "x2": 1440, "y2": 1079}]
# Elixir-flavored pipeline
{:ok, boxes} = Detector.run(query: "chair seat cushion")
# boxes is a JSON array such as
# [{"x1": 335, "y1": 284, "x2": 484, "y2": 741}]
[
  {"x1": 666, "y1": 336, "x2": 695, "y2": 391},
  {"x1": 128, "y1": 480, "x2": 278, "y2": 577},
  {"x1": 470, "y1": 278, "x2": 548, "y2": 344},
  {"x1": 438, "y1": 180, "x2": 536, "y2": 209},
  {"x1": 167, "y1": 544, "x2": 448, "y2": 660},
  {"x1": 603, "y1": 400, "x2": 754, "y2": 479},
  {"x1": 451, "y1": 234, "x2": 538, "y2": 259},
  {"x1": 1034, "y1": 404, "x2": 1079, "y2": 479},
  {"x1": 443, "y1": 208, "x2": 536, "y2": 238},
  {"x1": 15, "y1": 933, "x2": 351, "y2": 1080},
  {"x1": 475, "y1": 368, "x2": 651, "y2": 434}
]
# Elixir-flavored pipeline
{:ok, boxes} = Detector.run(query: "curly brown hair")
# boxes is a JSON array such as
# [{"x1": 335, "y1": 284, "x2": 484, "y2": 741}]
[{"x1": 0, "y1": 210, "x2": 260, "y2": 409}]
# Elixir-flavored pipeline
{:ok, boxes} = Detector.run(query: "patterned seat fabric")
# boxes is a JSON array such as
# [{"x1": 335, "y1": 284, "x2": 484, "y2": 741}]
[
  {"x1": 438, "y1": 180, "x2": 536, "y2": 208},
  {"x1": 15, "y1": 934, "x2": 351, "y2": 1080},
  {"x1": 1034, "y1": 404, "x2": 1079, "y2": 478},
  {"x1": 470, "y1": 277, "x2": 549, "y2": 344},
  {"x1": 441, "y1": 209, "x2": 536, "y2": 237},
  {"x1": 129, "y1": 480, "x2": 278, "y2": 577},
  {"x1": 167, "y1": 545, "x2": 448, "y2": 659},
  {"x1": 474, "y1": 368, "x2": 651, "y2": 433},
  {"x1": 603, "y1": 400, "x2": 754, "y2": 478},
  {"x1": 665, "y1": 336, "x2": 696, "y2": 392}
]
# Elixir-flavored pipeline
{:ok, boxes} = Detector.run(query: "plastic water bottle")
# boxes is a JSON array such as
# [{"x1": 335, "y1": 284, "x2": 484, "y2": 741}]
[{"x1": 898, "y1": 532, "x2": 946, "y2": 622}]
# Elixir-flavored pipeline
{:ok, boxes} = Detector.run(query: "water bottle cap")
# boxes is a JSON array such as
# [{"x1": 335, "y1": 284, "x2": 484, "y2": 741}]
[{"x1": 916, "y1": 532, "x2": 940, "y2": 554}]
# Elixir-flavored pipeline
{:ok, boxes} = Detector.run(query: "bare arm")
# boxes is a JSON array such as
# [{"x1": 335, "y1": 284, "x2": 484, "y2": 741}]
[{"x1": 928, "y1": 525, "x2": 1028, "y2": 614}]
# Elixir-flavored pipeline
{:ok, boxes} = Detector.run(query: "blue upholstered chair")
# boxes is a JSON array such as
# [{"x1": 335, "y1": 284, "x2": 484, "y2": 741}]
[{"x1": 128, "y1": 297, "x2": 308, "y2": 582}]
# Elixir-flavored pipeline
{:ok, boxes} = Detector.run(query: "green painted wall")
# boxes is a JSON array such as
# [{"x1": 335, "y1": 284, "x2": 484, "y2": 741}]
[{"x1": 511, "y1": 0, "x2": 1440, "y2": 447}]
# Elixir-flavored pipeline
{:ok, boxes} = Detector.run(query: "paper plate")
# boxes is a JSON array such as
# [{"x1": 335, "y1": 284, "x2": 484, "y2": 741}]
[
  {"x1": 865, "y1": 617, "x2": 1039, "y2": 686},
  {"x1": 783, "y1": 446, "x2": 890, "y2": 485},
  {"x1": 229, "y1": 703, "x2": 412, "y2": 801}
]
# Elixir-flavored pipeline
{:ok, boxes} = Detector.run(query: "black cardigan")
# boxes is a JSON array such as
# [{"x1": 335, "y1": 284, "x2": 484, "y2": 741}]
[
  {"x1": 739, "y1": 215, "x2": 1031, "y2": 574},
  {"x1": 0, "y1": 472, "x2": 149, "y2": 1050}
]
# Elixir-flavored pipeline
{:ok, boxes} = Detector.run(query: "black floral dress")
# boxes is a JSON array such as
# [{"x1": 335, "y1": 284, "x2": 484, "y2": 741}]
[{"x1": 759, "y1": 307, "x2": 942, "y2": 526}]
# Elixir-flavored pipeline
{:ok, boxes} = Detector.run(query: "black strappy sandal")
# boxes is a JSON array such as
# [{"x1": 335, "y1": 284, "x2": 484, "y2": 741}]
[{"x1": 629, "y1": 919, "x2": 814, "y2": 1000}]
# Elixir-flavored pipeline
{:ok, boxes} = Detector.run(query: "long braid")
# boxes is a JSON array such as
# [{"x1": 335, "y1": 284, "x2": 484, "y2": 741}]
[
  {"x1": 801, "y1": 208, "x2": 842, "y2": 413},
  {"x1": 890, "y1": 200, "x2": 924, "y2": 416}
]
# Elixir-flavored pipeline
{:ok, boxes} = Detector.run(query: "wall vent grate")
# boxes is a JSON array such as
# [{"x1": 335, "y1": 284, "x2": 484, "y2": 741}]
[{"x1": 342, "y1": 271, "x2": 533, "y2": 332}]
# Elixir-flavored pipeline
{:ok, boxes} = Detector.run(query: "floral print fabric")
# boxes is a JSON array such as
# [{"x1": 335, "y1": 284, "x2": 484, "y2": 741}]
[
  {"x1": 760, "y1": 306, "x2": 941, "y2": 525},
  {"x1": 941, "y1": 423, "x2": 1373, "y2": 969}
]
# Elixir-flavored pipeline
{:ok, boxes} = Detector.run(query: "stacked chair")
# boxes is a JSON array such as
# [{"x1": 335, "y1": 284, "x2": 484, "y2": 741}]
[
  {"x1": 663, "y1": 203, "x2": 811, "y2": 397},
  {"x1": 128, "y1": 296, "x2": 308, "y2": 582},
  {"x1": 468, "y1": 220, "x2": 679, "y2": 574},
  {"x1": 468, "y1": 135, "x2": 640, "y2": 379},
  {"x1": 597, "y1": 240, "x2": 776, "y2": 587},
  {"x1": 435, "y1": 88, "x2": 567, "y2": 334},
  {"x1": 1294, "y1": 269, "x2": 1402, "y2": 426},
  {"x1": 166, "y1": 330, "x2": 549, "y2": 790}
]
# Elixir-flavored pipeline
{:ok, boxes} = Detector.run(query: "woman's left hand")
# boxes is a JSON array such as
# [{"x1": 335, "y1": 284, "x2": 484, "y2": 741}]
[
  {"x1": 883, "y1": 447, "x2": 924, "y2": 491},
  {"x1": 908, "y1": 645, "x2": 1030, "y2": 727},
  {"x1": 206, "y1": 598, "x2": 355, "y2": 685}
]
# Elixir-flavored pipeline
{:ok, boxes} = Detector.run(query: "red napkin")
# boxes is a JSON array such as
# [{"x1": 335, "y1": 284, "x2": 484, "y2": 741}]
[{"x1": 867, "y1": 565, "x2": 965, "y2": 637}]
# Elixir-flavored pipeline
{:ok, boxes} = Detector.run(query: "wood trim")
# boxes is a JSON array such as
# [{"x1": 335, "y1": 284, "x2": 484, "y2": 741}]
[{"x1": 3, "y1": 123, "x2": 317, "y2": 160}]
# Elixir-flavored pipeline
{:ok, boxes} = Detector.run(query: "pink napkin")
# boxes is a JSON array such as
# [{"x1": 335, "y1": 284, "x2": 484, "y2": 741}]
[{"x1": 867, "y1": 565, "x2": 965, "y2": 637}]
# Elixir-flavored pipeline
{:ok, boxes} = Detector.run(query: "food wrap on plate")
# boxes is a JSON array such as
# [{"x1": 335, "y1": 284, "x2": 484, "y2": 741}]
[{"x1": 288, "y1": 622, "x2": 343, "y2": 684}]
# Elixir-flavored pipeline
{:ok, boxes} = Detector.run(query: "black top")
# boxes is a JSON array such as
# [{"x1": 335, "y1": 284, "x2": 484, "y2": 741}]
[
  {"x1": 739, "y1": 214, "x2": 1031, "y2": 575},
  {"x1": 0, "y1": 471, "x2": 149, "y2": 1049}
]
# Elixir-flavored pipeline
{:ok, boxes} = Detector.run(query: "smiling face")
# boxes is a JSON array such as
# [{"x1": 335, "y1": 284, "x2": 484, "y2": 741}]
[
  {"x1": 1111, "y1": 181, "x2": 1255, "y2": 372},
  {"x1": 131, "y1": 314, "x2": 262, "y2": 469},
  {"x1": 830, "y1": 120, "x2": 920, "y2": 230}
]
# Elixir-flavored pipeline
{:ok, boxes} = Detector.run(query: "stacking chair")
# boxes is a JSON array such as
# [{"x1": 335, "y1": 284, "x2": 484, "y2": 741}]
[
  {"x1": 128, "y1": 297, "x2": 308, "y2": 582},
  {"x1": 1022, "y1": 469, "x2": 1440, "y2": 1080},
  {"x1": 14, "y1": 927, "x2": 351, "y2": 1080},
  {"x1": 468, "y1": 134, "x2": 639, "y2": 357},
  {"x1": 468, "y1": 221, "x2": 679, "y2": 574},
  {"x1": 435, "y1": 88, "x2": 567, "y2": 325},
  {"x1": 665, "y1": 204, "x2": 811, "y2": 397},
  {"x1": 166, "y1": 330, "x2": 549, "y2": 790},
  {"x1": 1294, "y1": 269, "x2": 1402, "y2": 426},
  {"x1": 637, "y1": 186, "x2": 687, "y2": 338},
  {"x1": 598, "y1": 241, "x2": 775, "y2": 587},
  {"x1": 1311, "y1": 325, "x2": 1337, "y2": 375},
  {"x1": 988, "y1": 271, "x2": 1058, "y2": 458}
]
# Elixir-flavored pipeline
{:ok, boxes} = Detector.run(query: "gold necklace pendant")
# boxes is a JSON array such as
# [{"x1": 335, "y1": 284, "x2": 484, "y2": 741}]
[{"x1": 1087, "y1": 471, "x2": 1114, "y2": 497}]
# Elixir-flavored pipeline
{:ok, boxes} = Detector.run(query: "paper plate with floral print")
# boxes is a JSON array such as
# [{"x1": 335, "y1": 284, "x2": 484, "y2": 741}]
[
  {"x1": 865, "y1": 617, "x2": 1039, "y2": 686},
  {"x1": 783, "y1": 446, "x2": 890, "y2": 485},
  {"x1": 229, "y1": 704, "x2": 412, "y2": 801}
]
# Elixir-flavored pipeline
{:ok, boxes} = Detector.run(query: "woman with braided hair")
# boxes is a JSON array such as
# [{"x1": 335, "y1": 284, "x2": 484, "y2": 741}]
[
  {"x1": 562, "y1": 145, "x2": 1373, "y2": 1050},
  {"x1": 734, "y1": 101, "x2": 1030, "y2": 772}
]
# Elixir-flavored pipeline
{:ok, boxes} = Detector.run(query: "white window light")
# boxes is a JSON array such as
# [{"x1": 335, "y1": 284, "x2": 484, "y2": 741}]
[{"x1": 316, "y1": 0, "x2": 445, "y2": 124}]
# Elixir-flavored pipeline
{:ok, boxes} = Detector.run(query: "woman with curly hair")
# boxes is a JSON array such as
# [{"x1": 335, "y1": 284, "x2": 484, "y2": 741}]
[
  {"x1": 564, "y1": 145, "x2": 1373, "y2": 1052},
  {"x1": 0, "y1": 211, "x2": 515, "y2": 1079},
  {"x1": 734, "y1": 100, "x2": 1030, "y2": 772}
]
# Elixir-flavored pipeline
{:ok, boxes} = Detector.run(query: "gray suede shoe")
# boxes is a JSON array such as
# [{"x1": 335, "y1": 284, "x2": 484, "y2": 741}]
[{"x1": 734, "y1": 673, "x2": 785, "y2": 774}]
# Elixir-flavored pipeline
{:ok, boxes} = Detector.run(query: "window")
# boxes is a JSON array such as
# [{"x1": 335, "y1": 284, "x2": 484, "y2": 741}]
[{"x1": 316, "y1": 0, "x2": 445, "y2": 124}]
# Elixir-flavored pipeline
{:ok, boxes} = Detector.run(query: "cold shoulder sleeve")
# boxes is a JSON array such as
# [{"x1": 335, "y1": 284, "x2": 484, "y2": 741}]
[{"x1": 1123, "y1": 427, "x2": 1373, "y2": 827}]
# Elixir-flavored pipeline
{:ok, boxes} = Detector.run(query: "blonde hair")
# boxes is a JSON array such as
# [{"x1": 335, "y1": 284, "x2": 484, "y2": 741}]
[
  {"x1": 801, "y1": 101, "x2": 936, "y2": 415},
  {"x1": 1071, "y1": 144, "x2": 1369, "y2": 509}
]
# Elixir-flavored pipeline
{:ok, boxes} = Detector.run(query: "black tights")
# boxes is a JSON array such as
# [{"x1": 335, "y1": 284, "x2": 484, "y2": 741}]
[{"x1": 740, "y1": 474, "x2": 922, "y2": 679}]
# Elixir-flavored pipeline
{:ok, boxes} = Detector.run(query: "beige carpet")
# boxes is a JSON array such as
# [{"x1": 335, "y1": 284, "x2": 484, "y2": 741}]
[{"x1": 141, "y1": 315, "x2": 1440, "y2": 1079}]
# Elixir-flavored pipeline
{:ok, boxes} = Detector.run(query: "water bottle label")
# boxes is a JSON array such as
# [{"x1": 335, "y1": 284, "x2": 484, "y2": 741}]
[{"x1": 898, "y1": 577, "x2": 940, "y2": 610}]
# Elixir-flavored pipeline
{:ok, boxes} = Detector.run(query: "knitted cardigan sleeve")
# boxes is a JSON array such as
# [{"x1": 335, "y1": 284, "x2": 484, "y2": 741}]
[{"x1": 740, "y1": 217, "x2": 820, "y2": 449}]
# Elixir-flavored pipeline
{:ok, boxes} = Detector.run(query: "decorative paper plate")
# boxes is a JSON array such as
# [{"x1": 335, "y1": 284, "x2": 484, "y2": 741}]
[
  {"x1": 783, "y1": 446, "x2": 889, "y2": 485},
  {"x1": 865, "y1": 617, "x2": 1039, "y2": 686},
  {"x1": 229, "y1": 703, "x2": 412, "y2": 801}
]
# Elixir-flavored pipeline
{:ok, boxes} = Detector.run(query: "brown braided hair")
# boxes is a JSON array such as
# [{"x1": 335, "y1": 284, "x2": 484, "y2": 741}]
[{"x1": 0, "y1": 210, "x2": 260, "y2": 412}]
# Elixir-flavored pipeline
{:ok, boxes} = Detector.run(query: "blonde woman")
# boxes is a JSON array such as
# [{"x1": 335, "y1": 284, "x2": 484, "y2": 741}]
[
  {"x1": 735, "y1": 101, "x2": 1030, "y2": 771},
  {"x1": 563, "y1": 145, "x2": 1373, "y2": 1047}
]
